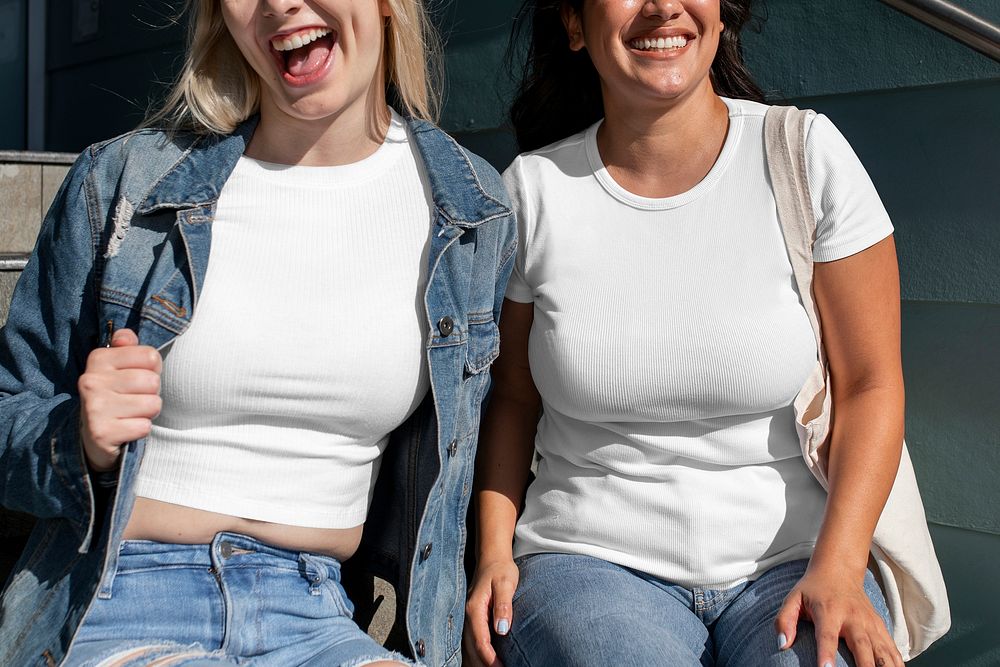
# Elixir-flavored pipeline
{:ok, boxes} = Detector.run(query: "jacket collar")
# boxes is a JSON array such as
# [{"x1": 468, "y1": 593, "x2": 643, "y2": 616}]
[
  {"x1": 138, "y1": 115, "x2": 509, "y2": 229},
  {"x1": 405, "y1": 118, "x2": 511, "y2": 228},
  {"x1": 137, "y1": 117, "x2": 258, "y2": 215}
]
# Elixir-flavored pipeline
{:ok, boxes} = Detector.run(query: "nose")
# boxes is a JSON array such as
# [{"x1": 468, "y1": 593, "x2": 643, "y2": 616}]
[
  {"x1": 642, "y1": 0, "x2": 683, "y2": 20},
  {"x1": 261, "y1": 0, "x2": 302, "y2": 19}
]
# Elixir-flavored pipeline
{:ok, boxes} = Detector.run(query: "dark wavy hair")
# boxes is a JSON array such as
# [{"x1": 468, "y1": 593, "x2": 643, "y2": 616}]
[{"x1": 509, "y1": 0, "x2": 765, "y2": 151}]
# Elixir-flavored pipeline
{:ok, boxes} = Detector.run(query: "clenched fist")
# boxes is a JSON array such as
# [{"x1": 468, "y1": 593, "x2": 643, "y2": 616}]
[{"x1": 78, "y1": 328, "x2": 163, "y2": 471}]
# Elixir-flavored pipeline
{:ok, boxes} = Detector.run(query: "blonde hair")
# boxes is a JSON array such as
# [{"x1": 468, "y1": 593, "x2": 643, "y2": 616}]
[{"x1": 146, "y1": 0, "x2": 441, "y2": 134}]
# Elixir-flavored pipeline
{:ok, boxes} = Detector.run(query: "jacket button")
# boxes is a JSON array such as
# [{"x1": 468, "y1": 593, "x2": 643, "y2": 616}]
[
  {"x1": 438, "y1": 316, "x2": 454, "y2": 337},
  {"x1": 219, "y1": 541, "x2": 233, "y2": 559},
  {"x1": 416, "y1": 639, "x2": 426, "y2": 657},
  {"x1": 447, "y1": 440, "x2": 458, "y2": 457},
  {"x1": 421, "y1": 543, "x2": 433, "y2": 561}
]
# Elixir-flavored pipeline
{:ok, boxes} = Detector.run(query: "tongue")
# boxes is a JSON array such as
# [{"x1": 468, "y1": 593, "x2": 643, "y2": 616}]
[{"x1": 286, "y1": 40, "x2": 331, "y2": 78}]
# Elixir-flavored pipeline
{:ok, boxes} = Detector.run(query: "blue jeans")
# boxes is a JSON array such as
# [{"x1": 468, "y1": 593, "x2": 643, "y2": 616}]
[
  {"x1": 496, "y1": 554, "x2": 891, "y2": 667},
  {"x1": 64, "y1": 533, "x2": 409, "y2": 666}
]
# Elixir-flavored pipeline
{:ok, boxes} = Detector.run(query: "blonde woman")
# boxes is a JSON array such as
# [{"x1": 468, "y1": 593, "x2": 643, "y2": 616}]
[{"x1": 0, "y1": 0, "x2": 515, "y2": 665}]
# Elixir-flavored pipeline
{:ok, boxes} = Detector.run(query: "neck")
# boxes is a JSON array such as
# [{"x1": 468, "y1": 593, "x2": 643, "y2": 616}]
[
  {"x1": 596, "y1": 81, "x2": 730, "y2": 198},
  {"x1": 246, "y1": 88, "x2": 392, "y2": 167}
]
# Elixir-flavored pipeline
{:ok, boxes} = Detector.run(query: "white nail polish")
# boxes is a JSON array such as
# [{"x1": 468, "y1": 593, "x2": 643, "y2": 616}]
[
  {"x1": 496, "y1": 618, "x2": 510, "y2": 635},
  {"x1": 777, "y1": 632, "x2": 787, "y2": 649}
]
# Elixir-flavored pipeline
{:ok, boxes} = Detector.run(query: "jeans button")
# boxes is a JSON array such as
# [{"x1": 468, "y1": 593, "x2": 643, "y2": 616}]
[
  {"x1": 219, "y1": 541, "x2": 233, "y2": 559},
  {"x1": 437, "y1": 316, "x2": 454, "y2": 337},
  {"x1": 416, "y1": 639, "x2": 426, "y2": 657}
]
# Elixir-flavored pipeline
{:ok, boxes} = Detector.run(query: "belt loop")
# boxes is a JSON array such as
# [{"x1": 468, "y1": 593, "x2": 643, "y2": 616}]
[
  {"x1": 96, "y1": 539, "x2": 126, "y2": 599},
  {"x1": 299, "y1": 553, "x2": 331, "y2": 596}
]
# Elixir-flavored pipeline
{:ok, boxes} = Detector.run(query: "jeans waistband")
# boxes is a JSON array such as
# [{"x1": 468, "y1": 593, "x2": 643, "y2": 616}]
[{"x1": 104, "y1": 532, "x2": 343, "y2": 595}]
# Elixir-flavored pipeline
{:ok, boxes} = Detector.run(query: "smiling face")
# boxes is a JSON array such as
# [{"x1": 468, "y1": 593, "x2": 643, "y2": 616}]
[
  {"x1": 564, "y1": 0, "x2": 723, "y2": 109},
  {"x1": 221, "y1": 0, "x2": 390, "y2": 129}
]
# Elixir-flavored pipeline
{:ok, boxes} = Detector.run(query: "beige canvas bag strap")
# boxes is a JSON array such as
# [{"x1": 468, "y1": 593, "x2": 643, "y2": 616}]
[
  {"x1": 763, "y1": 105, "x2": 827, "y2": 369},
  {"x1": 764, "y1": 105, "x2": 833, "y2": 466}
]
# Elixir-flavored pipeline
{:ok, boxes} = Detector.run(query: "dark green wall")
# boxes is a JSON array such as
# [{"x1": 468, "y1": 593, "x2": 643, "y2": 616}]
[
  {"x1": 44, "y1": 0, "x2": 185, "y2": 152},
  {"x1": 0, "y1": 0, "x2": 27, "y2": 149}
]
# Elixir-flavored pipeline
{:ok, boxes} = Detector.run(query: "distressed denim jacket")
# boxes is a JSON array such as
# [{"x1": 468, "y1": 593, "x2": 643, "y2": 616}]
[{"x1": 0, "y1": 116, "x2": 516, "y2": 667}]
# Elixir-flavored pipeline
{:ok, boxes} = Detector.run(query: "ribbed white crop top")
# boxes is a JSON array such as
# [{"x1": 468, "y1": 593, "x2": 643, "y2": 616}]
[{"x1": 134, "y1": 112, "x2": 433, "y2": 529}]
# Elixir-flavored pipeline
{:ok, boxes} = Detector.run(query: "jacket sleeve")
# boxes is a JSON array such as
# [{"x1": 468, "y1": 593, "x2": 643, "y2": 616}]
[{"x1": 0, "y1": 148, "x2": 100, "y2": 547}]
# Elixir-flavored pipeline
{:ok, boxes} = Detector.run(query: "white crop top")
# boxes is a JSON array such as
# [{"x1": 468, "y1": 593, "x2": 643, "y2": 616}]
[
  {"x1": 134, "y1": 111, "x2": 433, "y2": 529},
  {"x1": 504, "y1": 97, "x2": 894, "y2": 589}
]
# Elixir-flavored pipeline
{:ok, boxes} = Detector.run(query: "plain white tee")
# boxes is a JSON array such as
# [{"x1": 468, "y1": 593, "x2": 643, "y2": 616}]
[
  {"x1": 504, "y1": 97, "x2": 894, "y2": 589},
  {"x1": 134, "y1": 111, "x2": 433, "y2": 529}
]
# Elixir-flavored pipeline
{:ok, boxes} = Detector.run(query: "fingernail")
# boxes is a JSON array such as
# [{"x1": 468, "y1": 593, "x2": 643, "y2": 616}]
[
  {"x1": 496, "y1": 618, "x2": 510, "y2": 635},
  {"x1": 824, "y1": 662, "x2": 833, "y2": 667},
  {"x1": 777, "y1": 632, "x2": 786, "y2": 649}
]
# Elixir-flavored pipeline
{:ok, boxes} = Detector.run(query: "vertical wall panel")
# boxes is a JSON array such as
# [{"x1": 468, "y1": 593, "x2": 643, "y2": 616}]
[{"x1": 0, "y1": 0, "x2": 27, "y2": 149}]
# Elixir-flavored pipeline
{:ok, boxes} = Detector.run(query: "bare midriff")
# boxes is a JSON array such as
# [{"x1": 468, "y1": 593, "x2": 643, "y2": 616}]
[{"x1": 123, "y1": 497, "x2": 364, "y2": 561}]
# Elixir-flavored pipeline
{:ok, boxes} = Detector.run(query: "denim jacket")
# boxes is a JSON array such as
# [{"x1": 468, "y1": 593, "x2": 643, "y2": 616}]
[{"x1": 0, "y1": 116, "x2": 516, "y2": 667}]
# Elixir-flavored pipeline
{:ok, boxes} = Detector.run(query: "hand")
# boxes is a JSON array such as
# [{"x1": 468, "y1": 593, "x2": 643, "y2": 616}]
[
  {"x1": 775, "y1": 566, "x2": 903, "y2": 667},
  {"x1": 78, "y1": 328, "x2": 163, "y2": 472},
  {"x1": 463, "y1": 557, "x2": 519, "y2": 667}
]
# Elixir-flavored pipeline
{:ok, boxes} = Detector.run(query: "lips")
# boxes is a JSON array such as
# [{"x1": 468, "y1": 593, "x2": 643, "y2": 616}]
[{"x1": 268, "y1": 26, "x2": 338, "y2": 86}]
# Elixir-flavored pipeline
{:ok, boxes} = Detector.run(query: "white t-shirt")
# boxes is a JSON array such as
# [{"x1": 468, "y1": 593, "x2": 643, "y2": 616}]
[
  {"x1": 504, "y1": 97, "x2": 894, "y2": 589},
  {"x1": 135, "y1": 111, "x2": 433, "y2": 529}
]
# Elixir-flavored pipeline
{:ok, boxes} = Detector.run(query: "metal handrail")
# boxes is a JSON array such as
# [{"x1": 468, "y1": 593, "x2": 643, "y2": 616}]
[
  {"x1": 0, "y1": 254, "x2": 30, "y2": 271},
  {"x1": 879, "y1": 0, "x2": 1000, "y2": 62}
]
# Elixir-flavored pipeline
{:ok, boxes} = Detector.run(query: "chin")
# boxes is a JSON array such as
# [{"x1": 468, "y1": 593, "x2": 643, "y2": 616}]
[{"x1": 277, "y1": 94, "x2": 354, "y2": 122}]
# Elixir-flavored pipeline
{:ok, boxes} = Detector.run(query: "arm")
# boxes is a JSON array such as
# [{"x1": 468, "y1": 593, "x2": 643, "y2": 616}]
[
  {"x1": 464, "y1": 298, "x2": 540, "y2": 667},
  {"x1": 775, "y1": 236, "x2": 904, "y2": 667},
  {"x1": 0, "y1": 150, "x2": 100, "y2": 542}
]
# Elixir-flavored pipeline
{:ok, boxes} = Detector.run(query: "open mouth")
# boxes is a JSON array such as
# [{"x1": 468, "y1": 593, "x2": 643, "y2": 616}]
[
  {"x1": 270, "y1": 27, "x2": 337, "y2": 85},
  {"x1": 628, "y1": 35, "x2": 692, "y2": 52}
]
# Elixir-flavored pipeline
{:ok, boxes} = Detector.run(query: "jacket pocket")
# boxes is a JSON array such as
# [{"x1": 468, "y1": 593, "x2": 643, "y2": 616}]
[{"x1": 464, "y1": 318, "x2": 499, "y2": 375}]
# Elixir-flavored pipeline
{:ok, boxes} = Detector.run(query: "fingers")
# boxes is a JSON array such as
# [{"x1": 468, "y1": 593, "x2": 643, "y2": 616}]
[
  {"x1": 465, "y1": 582, "x2": 500, "y2": 667},
  {"x1": 843, "y1": 613, "x2": 903, "y2": 667},
  {"x1": 110, "y1": 327, "x2": 139, "y2": 347},
  {"x1": 843, "y1": 630, "x2": 875, "y2": 667},
  {"x1": 814, "y1": 605, "x2": 902, "y2": 667},
  {"x1": 812, "y1": 605, "x2": 841, "y2": 667},
  {"x1": 774, "y1": 591, "x2": 802, "y2": 650},
  {"x1": 79, "y1": 330, "x2": 163, "y2": 471},
  {"x1": 87, "y1": 344, "x2": 163, "y2": 374},
  {"x1": 80, "y1": 368, "x2": 161, "y2": 397},
  {"x1": 492, "y1": 571, "x2": 517, "y2": 637}
]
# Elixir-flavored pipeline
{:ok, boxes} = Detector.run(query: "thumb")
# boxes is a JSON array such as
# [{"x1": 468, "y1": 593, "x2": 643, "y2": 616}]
[
  {"x1": 775, "y1": 590, "x2": 802, "y2": 650},
  {"x1": 110, "y1": 328, "x2": 139, "y2": 347}
]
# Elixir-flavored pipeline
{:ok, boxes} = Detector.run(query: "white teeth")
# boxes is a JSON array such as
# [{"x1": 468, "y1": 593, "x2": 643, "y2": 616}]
[
  {"x1": 271, "y1": 28, "x2": 332, "y2": 52},
  {"x1": 630, "y1": 35, "x2": 688, "y2": 51}
]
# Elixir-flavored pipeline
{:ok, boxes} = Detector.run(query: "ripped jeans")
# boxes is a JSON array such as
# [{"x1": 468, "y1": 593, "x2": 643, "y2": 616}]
[{"x1": 64, "y1": 533, "x2": 409, "y2": 667}]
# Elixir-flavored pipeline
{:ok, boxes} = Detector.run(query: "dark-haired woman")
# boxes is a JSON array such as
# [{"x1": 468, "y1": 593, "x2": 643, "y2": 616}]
[{"x1": 464, "y1": 1, "x2": 949, "y2": 666}]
